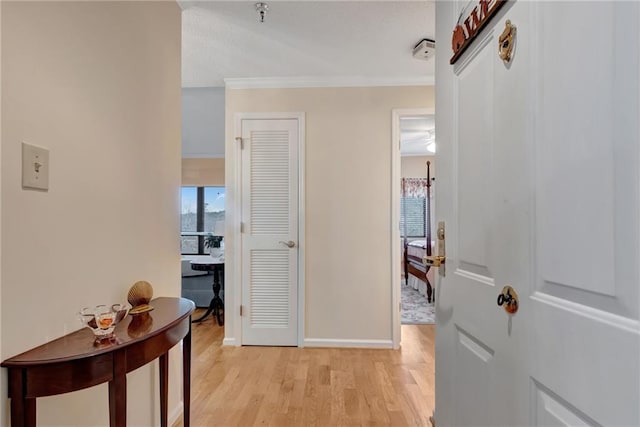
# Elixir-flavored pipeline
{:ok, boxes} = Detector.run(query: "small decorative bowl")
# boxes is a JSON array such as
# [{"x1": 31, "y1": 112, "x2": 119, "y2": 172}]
[{"x1": 79, "y1": 303, "x2": 131, "y2": 341}]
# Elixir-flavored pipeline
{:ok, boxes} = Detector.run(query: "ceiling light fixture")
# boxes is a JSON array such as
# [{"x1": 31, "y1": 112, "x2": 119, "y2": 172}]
[
  {"x1": 425, "y1": 130, "x2": 436, "y2": 153},
  {"x1": 255, "y1": 2, "x2": 269, "y2": 23}
]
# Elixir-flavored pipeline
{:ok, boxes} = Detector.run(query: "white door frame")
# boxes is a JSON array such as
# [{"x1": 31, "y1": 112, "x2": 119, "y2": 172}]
[
  {"x1": 232, "y1": 112, "x2": 306, "y2": 346},
  {"x1": 391, "y1": 107, "x2": 435, "y2": 349}
]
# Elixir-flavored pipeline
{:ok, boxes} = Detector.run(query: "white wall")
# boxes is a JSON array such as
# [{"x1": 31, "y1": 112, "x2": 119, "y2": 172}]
[
  {"x1": 182, "y1": 87, "x2": 225, "y2": 158},
  {"x1": 1, "y1": 2, "x2": 181, "y2": 425},
  {"x1": 225, "y1": 85, "x2": 433, "y2": 344}
]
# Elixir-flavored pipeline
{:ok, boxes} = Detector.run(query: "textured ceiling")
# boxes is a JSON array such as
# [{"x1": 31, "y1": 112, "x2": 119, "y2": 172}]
[
  {"x1": 181, "y1": 1, "x2": 436, "y2": 88},
  {"x1": 400, "y1": 114, "x2": 435, "y2": 156}
]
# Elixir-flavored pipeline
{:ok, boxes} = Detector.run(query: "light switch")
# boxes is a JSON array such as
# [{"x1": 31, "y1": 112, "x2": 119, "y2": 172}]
[{"x1": 22, "y1": 142, "x2": 49, "y2": 191}]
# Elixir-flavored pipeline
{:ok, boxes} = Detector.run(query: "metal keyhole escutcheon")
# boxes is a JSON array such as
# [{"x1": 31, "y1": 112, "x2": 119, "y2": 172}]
[{"x1": 497, "y1": 285, "x2": 519, "y2": 314}]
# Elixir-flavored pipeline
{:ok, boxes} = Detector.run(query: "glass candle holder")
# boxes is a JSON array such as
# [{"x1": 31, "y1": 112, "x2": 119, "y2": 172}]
[{"x1": 79, "y1": 303, "x2": 131, "y2": 341}]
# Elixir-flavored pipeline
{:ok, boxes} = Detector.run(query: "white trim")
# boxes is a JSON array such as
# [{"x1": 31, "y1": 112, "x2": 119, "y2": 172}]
[
  {"x1": 169, "y1": 401, "x2": 183, "y2": 426},
  {"x1": 232, "y1": 114, "x2": 243, "y2": 346},
  {"x1": 454, "y1": 268, "x2": 496, "y2": 287},
  {"x1": 391, "y1": 110, "x2": 402, "y2": 350},
  {"x1": 297, "y1": 114, "x2": 306, "y2": 348},
  {"x1": 401, "y1": 152, "x2": 435, "y2": 158},
  {"x1": 235, "y1": 112, "x2": 304, "y2": 120},
  {"x1": 530, "y1": 291, "x2": 640, "y2": 335},
  {"x1": 233, "y1": 112, "x2": 306, "y2": 347},
  {"x1": 222, "y1": 337, "x2": 237, "y2": 346},
  {"x1": 391, "y1": 108, "x2": 435, "y2": 350},
  {"x1": 225, "y1": 76, "x2": 434, "y2": 90},
  {"x1": 304, "y1": 338, "x2": 394, "y2": 349}
]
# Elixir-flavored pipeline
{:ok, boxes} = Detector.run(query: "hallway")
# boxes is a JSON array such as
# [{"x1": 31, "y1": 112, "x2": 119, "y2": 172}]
[{"x1": 175, "y1": 311, "x2": 435, "y2": 426}]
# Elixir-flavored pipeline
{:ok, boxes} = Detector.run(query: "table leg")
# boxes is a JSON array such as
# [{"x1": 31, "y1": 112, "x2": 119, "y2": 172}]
[
  {"x1": 159, "y1": 353, "x2": 169, "y2": 427},
  {"x1": 25, "y1": 399, "x2": 36, "y2": 427},
  {"x1": 212, "y1": 267, "x2": 224, "y2": 325},
  {"x1": 109, "y1": 351, "x2": 127, "y2": 427},
  {"x1": 425, "y1": 267, "x2": 434, "y2": 304},
  {"x1": 191, "y1": 267, "x2": 224, "y2": 325},
  {"x1": 191, "y1": 295, "x2": 215, "y2": 323},
  {"x1": 183, "y1": 321, "x2": 192, "y2": 427},
  {"x1": 9, "y1": 368, "x2": 35, "y2": 427},
  {"x1": 214, "y1": 298, "x2": 224, "y2": 326}
]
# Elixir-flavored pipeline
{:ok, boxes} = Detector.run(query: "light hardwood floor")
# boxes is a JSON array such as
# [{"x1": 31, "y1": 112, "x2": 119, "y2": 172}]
[{"x1": 174, "y1": 309, "x2": 435, "y2": 426}]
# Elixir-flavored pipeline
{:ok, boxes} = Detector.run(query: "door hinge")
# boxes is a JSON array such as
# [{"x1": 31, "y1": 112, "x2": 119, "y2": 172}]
[
  {"x1": 240, "y1": 305, "x2": 244, "y2": 316},
  {"x1": 235, "y1": 137, "x2": 244, "y2": 149},
  {"x1": 399, "y1": 302, "x2": 402, "y2": 312},
  {"x1": 240, "y1": 222, "x2": 245, "y2": 233}
]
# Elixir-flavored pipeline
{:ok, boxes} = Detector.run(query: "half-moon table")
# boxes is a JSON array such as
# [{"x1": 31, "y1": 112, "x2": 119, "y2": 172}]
[{"x1": 1, "y1": 297, "x2": 195, "y2": 427}]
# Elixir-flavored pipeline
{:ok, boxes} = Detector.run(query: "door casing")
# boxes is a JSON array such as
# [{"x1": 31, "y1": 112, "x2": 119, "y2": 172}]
[{"x1": 391, "y1": 107, "x2": 435, "y2": 349}]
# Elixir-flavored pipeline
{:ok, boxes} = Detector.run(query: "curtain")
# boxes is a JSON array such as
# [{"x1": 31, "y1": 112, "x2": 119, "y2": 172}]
[{"x1": 401, "y1": 178, "x2": 430, "y2": 197}]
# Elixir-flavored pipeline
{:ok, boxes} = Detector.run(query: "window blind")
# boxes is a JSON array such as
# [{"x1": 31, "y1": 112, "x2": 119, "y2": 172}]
[{"x1": 401, "y1": 197, "x2": 426, "y2": 237}]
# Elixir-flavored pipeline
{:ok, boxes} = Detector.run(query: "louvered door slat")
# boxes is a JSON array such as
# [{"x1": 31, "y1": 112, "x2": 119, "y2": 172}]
[
  {"x1": 250, "y1": 129, "x2": 290, "y2": 236},
  {"x1": 250, "y1": 249, "x2": 289, "y2": 327}
]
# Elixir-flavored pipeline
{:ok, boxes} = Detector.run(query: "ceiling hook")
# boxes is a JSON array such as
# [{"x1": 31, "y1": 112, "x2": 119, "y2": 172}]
[{"x1": 255, "y1": 2, "x2": 269, "y2": 23}]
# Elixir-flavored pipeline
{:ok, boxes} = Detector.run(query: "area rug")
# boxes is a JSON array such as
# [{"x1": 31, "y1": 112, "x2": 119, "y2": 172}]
[{"x1": 401, "y1": 284, "x2": 435, "y2": 324}]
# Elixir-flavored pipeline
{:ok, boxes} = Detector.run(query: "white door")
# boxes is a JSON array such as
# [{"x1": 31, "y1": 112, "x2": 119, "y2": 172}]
[
  {"x1": 435, "y1": 1, "x2": 639, "y2": 426},
  {"x1": 240, "y1": 118, "x2": 299, "y2": 346}
]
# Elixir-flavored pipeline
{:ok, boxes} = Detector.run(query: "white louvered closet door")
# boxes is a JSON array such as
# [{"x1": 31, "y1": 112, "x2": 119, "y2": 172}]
[{"x1": 241, "y1": 119, "x2": 299, "y2": 346}]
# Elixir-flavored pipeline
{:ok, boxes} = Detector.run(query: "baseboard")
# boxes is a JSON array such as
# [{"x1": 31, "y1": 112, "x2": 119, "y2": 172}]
[
  {"x1": 303, "y1": 338, "x2": 393, "y2": 349},
  {"x1": 222, "y1": 337, "x2": 237, "y2": 346},
  {"x1": 222, "y1": 337, "x2": 393, "y2": 348},
  {"x1": 169, "y1": 401, "x2": 183, "y2": 426}
]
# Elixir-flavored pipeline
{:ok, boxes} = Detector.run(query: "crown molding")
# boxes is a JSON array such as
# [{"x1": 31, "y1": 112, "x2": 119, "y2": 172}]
[{"x1": 224, "y1": 75, "x2": 434, "y2": 90}]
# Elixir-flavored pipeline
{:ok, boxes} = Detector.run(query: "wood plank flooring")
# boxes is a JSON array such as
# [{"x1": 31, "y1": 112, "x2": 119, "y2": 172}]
[{"x1": 174, "y1": 310, "x2": 434, "y2": 426}]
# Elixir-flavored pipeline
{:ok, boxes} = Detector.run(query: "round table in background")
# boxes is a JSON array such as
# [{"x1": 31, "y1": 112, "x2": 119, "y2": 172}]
[{"x1": 190, "y1": 256, "x2": 225, "y2": 326}]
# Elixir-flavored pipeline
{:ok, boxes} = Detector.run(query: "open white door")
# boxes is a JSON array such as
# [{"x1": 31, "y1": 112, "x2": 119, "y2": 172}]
[
  {"x1": 240, "y1": 117, "x2": 300, "y2": 346},
  {"x1": 435, "y1": 1, "x2": 639, "y2": 426}
]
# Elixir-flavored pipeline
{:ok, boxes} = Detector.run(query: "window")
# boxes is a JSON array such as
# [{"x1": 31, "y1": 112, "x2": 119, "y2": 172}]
[
  {"x1": 400, "y1": 197, "x2": 426, "y2": 238},
  {"x1": 181, "y1": 186, "x2": 225, "y2": 254}
]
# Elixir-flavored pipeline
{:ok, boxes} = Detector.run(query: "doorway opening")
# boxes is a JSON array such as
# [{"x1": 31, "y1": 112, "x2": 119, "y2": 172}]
[{"x1": 391, "y1": 108, "x2": 436, "y2": 348}]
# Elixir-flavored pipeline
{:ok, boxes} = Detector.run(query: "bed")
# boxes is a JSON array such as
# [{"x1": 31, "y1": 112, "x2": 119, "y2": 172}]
[
  {"x1": 404, "y1": 238, "x2": 436, "y2": 303},
  {"x1": 402, "y1": 161, "x2": 435, "y2": 303}
]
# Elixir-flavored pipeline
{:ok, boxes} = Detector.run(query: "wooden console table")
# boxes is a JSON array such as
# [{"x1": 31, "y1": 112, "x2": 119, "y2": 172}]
[{"x1": 1, "y1": 297, "x2": 195, "y2": 427}]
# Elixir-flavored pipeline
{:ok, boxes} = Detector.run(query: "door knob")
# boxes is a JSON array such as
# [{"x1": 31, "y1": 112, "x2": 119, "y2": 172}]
[
  {"x1": 279, "y1": 240, "x2": 296, "y2": 248},
  {"x1": 497, "y1": 285, "x2": 519, "y2": 314},
  {"x1": 424, "y1": 255, "x2": 446, "y2": 267},
  {"x1": 423, "y1": 221, "x2": 446, "y2": 276}
]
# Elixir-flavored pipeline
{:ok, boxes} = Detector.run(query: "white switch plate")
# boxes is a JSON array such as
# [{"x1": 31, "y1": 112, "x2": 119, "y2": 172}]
[{"x1": 22, "y1": 142, "x2": 49, "y2": 190}]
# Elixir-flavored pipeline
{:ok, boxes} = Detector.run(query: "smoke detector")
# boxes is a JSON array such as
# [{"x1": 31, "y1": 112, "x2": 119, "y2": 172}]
[{"x1": 413, "y1": 38, "x2": 436, "y2": 60}]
